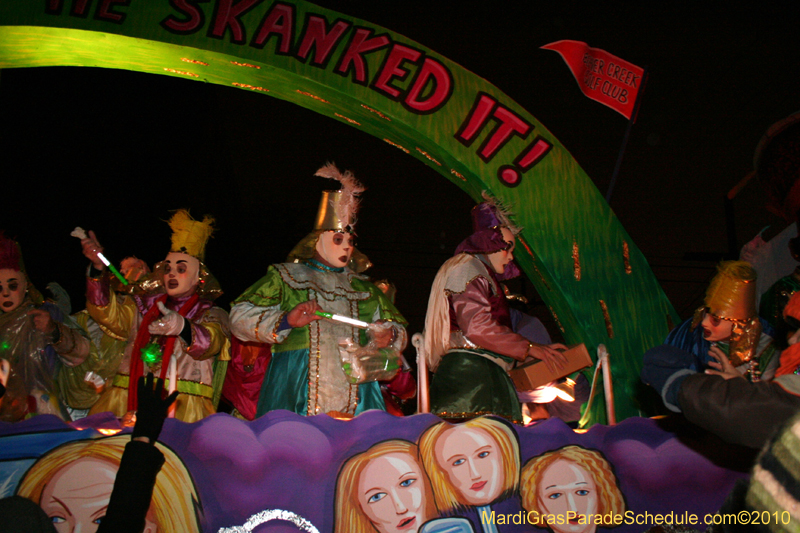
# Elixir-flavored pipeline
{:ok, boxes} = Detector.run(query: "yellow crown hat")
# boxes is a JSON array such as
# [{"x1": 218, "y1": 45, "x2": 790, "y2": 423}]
[
  {"x1": 168, "y1": 209, "x2": 214, "y2": 261},
  {"x1": 704, "y1": 261, "x2": 757, "y2": 321},
  {"x1": 692, "y1": 260, "x2": 761, "y2": 367}
]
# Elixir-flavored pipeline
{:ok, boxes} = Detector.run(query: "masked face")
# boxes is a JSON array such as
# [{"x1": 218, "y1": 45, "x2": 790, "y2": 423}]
[
  {"x1": 315, "y1": 231, "x2": 354, "y2": 269},
  {"x1": 0, "y1": 268, "x2": 26, "y2": 313},
  {"x1": 163, "y1": 252, "x2": 200, "y2": 298},
  {"x1": 701, "y1": 308, "x2": 735, "y2": 342},
  {"x1": 487, "y1": 228, "x2": 516, "y2": 275}
]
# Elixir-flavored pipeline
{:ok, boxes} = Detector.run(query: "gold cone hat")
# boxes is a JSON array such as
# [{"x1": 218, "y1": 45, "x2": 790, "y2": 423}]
[
  {"x1": 314, "y1": 190, "x2": 352, "y2": 232},
  {"x1": 705, "y1": 261, "x2": 757, "y2": 321}
]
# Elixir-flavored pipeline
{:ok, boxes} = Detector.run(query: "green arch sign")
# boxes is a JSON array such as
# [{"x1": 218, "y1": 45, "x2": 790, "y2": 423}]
[{"x1": 0, "y1": 1, "x2": 679, "y2": 425}]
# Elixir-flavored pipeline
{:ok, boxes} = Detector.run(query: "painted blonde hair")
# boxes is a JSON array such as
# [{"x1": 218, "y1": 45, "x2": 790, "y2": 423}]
[
  {"x1": 16, "y1": 435, "x2": 201, "y2": 533},
  {"x1": 418, "y1": 417, "x2": 520, "y2": 514},
  {"x1": 520, "y1": 445, "x2": 626, "y2": 519},
  {"x1": 334, "y1": 439, "x2": 436, "y2": 533}
]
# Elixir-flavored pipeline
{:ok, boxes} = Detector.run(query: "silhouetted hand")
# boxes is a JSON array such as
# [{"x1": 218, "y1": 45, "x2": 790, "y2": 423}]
[{"x1": 132, "y1": 372, "x2": 179, "y2": 443}]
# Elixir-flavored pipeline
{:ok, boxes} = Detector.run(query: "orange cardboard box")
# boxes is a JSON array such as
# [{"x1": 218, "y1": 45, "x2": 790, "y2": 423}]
[{"x1": 510, "y1": 343, "x2": 592, "y2": 391}]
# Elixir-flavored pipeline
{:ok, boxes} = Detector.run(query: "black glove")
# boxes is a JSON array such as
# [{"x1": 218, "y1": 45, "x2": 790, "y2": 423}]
[{"x1": 131, "y1": 372, "x2": 179, "y2": 442}]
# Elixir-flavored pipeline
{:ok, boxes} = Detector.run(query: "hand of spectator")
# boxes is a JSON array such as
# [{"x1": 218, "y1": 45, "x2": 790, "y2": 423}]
[
  {"x1": 286, "y1": 300, "x2": 323, "y2": 328},
  {"x1": 28, "y1": 308, "x2": 56, "y2": 335},
  {"x1": 527, "y1": 343, "x2": 568, "y2": 373},
  {"x1": 132, "y1": 372, "x2": 178, "y2": 443},
  {"x1": 148, "y1": 301, "x2": 185, "y2": 336},
  {"x1": 81, "y1": 230, "x2": 106, "y2": 271},
  {"x1": 705, "y1": 344, "x2": 745, "y2": 380}
]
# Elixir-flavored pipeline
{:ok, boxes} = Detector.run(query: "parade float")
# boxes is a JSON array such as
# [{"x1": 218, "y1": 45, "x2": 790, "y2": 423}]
[{"x1": 0, "y1": 3, "x2": 754, "y2": 532}]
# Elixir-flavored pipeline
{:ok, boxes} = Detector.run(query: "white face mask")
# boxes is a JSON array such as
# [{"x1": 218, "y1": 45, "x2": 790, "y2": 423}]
[
  {"x1": 315, "y1": 231, "x2": 354, "y2": 268},
  {"x1": 0, "y1": 269, "x2": 26, "y2": 313},
  {"x1": 162, "y1": 252, "x2": 200, "y2": 298}
]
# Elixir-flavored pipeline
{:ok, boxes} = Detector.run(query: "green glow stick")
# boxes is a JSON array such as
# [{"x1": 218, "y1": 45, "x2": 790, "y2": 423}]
[
  {"x1": 314, "y1": 310, "x2": 370, "y2": 329},
  {"x1": 71, "y1": 227, "x2": 128, "y2": 286}
]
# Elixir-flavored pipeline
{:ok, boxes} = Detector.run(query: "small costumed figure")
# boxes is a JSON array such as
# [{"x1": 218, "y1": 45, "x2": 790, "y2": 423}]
[
  {"x1": 57, "y1": 257, "x2": 151, "y2": 420},
  {"x1": 230, "y1": 164, "x2": 407, "y2": 418},
  {"x1": 423, "y1": 195, "x2": 567, "y2": 424},
  {"x1": 81, "y1": 211, "x2": 231, "y2": 423},
  {"x1": 0, "y1": 233, "x2": 89, "y2": 421},
  {"x1": 652, "y1": 261, "x2": 778, "y2": 387}
]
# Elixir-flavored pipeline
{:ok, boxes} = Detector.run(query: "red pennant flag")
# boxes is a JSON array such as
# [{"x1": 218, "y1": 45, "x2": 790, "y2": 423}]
[{"x1": 541, "y1": 40, "x2": 644, "y2": 120}]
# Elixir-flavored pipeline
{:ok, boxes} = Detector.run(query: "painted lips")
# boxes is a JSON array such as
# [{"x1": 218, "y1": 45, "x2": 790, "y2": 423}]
[
  {"x1": 471, "y1": 481, "x2": 487, "y2": 491},
  {"x1": 397, "y1": 517, "x2": 416, "y2": 530}
]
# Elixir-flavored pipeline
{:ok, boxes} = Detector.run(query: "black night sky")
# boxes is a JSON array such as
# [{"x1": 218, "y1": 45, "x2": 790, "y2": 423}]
[{"x1": 1, "y1": 3, "x2": 799, "y2": 350}]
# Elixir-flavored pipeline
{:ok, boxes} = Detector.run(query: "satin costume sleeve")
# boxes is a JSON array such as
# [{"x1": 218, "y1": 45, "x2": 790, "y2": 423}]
[
  {"x1": 186, "y1": 305, "x2": 230, "y2": 361},
  {"x1": 450, "y1": 276, "x2": 529, "y2": 360},
  {"x1": 230, "y1": 266, "x2": 290, "y2": 345},
  {"x1": 85, "y1": 273, "x2": 139, "y2": 341}
]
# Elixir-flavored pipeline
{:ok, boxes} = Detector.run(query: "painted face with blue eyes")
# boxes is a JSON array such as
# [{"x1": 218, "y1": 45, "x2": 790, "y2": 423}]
[
  {"x1": 357, "y1": 452, "x2": 430, "y2": 533},
  {"x1": 38, "y1": 457, "x2": 158, "y2": 533},
  {"x1": 537, "y1": 459, "x2": 598, "y2": 533},
  {"x1": 433, "y1": 426, "x2": 504, "y2": 506}
]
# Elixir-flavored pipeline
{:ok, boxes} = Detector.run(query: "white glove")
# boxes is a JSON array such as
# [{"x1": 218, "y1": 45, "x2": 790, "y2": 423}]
[{"x1": 148, "y1": 301, "x2": 186, "y2": 336}]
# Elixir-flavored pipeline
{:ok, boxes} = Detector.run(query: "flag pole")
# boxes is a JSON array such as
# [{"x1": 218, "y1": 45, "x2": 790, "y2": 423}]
[{"x1": 605, "y1": 66, "x2": 648, "y2": 203}]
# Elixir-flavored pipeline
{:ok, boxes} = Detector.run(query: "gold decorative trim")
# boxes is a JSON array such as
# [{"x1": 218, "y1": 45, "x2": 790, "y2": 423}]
[
  {"x1": 450, "y1": 169, "x2": 467, "y2": 182},
  {"x1": 549, "y1": 306, "x2": 565, "y2": 333},
  {"x1": 572, "y1": 238, "x2": 581, "y2": 281},
  {"x1": 270, "y1": 312, "x2": 287, "y2": 343},
  {"x1": 254, "y1": 309, "x2": 269, "y2": 342},
  {"x1": 232, "y1": 82, "x2": 269, "y2": 93},
  {"x1": 181, "y1": 58, "x2": 208, "y2": 66},
  {"x1": 623, "y1": 241, "x2": 632, "y2": 274},
  {"x1": 335, "y1": 113, "x2": 361, "y2": 126},
  {"x1": 383, "y1": 138, "x2": 409, "y2": 153},
  {"x1": 362, "y1": 105, "x2": 391, "y2": 121},
  {"x1": 163, "y1": 68, "x2": 198, "y2": 78},
  {"x1": 600, "y1": 300, "x2": 614, "y2": 339},
  {"x1": 416, "y1": 147, "x2": 442, "y2": 166},
  {"x1": 296, "y1": 90, "x2": 329, "y2": 103},
  {"x1": 276, "y1": 263, "x2": 370, "y2": 302}
]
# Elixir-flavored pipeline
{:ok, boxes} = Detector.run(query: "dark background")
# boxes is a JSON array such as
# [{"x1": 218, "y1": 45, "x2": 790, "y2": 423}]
[{"x1": 1, "y1": 3, "x2": 798, "y2": 349}]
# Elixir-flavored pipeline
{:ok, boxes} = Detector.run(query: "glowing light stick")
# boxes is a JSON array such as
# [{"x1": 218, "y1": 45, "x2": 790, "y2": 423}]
[
  {"x1": 167, "y1": 355, "x2": 177, "y2": 418},
  {"x1": 314, "y1": 310, "x2": 371, "y2": 329},
  {"x1": 71, "y1": 227, "x2": 128, "y2": 286}
]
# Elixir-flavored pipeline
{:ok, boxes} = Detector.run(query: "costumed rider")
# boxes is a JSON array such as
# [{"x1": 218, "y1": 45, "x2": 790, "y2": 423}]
[
  {"x1": 0, "y1": 233, "x2": 90, "y2": 421},
  {"x1": 80, "y1": 210, "x2": 231, "y2": 423},
  {"x1": 58, "y1": 257, "x2": 151, "y2": 421},
  {"x1": 230, "y1": 164, "x2": 407, "y2": 418},
  {"x1": 641, "y1": 262, "x2": 796, "y2": 449},
  {"x1": 648, "y1": 261, "x2": 777, "y2": 387},
  {"x1": 422, "y1": 194, "x2": 567, "y2": 424}
]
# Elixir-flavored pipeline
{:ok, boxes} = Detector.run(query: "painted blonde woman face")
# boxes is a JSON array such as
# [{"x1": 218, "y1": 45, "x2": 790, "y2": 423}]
[
  {"x1": 357, "y1": 452, "x2": 429, "y2": 533},
  {"x1": 38, "y1": 457, "x2": 157, "y2": 533},
  {"x1": 537, "y1": 459, "x2": 598, "y2": 533},
  {"x1": 433, "y1": 426, "x2": 504, "y2": 507}
]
